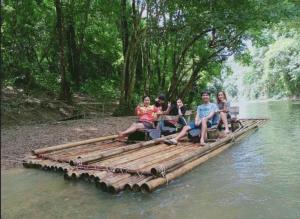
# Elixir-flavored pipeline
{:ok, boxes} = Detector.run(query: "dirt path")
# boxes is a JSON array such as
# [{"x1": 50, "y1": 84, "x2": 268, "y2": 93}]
[{"x1": 1, "y1": 116, "x2": 136, "y2": 170}]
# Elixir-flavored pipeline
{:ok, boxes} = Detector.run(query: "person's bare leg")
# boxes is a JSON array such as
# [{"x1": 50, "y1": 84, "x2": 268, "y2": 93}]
[
  {"x1": 119, "y1": 123, "x2": 145, "y2": 137},
  {"x1": 220, "y1": 112, "x2": 230, "y2": 133},
  {"x1": 174, "y1": 125, "x2": 191, "y2": 141},
  {"x1": 200, "y1": 119, "x2": 207, "y2": 145}
]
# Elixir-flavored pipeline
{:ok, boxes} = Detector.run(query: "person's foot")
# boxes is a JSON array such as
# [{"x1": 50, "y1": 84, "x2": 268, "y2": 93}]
[
  {"x1": 224, "y1": 129, "x2": 230, "y2": 134},
  {"x1": 164, "y1": 139, "x2": 178, "y2": 145},
  {"x1": 199, "y1": 138, "x2": 206, "y2": 146},
  {"x1": 117, "y1": 131, "x2": 125, "y2": 139}
]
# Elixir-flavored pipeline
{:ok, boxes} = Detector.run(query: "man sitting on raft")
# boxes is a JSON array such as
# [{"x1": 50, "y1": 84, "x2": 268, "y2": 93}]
[
  {"x1": 165, "y1": 91, "x2": 218, "y2": 146},
  {"x1": 118, "y1": 95, "x2": 161, "y2": 138}
]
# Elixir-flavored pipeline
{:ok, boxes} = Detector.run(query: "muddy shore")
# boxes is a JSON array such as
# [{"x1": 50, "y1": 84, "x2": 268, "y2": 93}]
[{"x1": 1, "y1": 116, "x2": 136, "y2": 170}]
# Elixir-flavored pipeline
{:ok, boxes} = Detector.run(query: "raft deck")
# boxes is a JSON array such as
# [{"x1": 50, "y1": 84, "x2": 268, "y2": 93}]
[{"x1": 23, "y1": 118, "x2": 267, "y2": 193}]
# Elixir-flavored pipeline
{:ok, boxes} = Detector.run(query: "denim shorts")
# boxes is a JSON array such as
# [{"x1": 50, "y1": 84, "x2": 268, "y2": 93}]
[
  {"x1": 188, "y1": 121, "x2": 212, "y2": 130},
  {"x1": 138, "y1": 121, "x2": 155, "y2": 129}
]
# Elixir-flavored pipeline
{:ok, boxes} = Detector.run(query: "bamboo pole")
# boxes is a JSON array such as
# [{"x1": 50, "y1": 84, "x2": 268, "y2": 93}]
[
  {"x1": 132, "y1": 176, "x2": 154, "y2": 192},
  {"x1": 41, "y1": 140, "x2": 123, "y2": 163},
  {"x1": 88, "y1": 143, "x2": 194, "y2": 175},
  {"x1": 141, "y1": 125, "x2": 260, "y2": 192},
  {"x1": 118, "y1": 143, "x2": 197, "y2": 175},
  {"x1": 124, "y1": 176, "x2": 153, "y2": 191},
  {"x1": 108, "y1": 175, "x2": 144, "y2": 193},
  {"x1": 33, "y1": 135, "x2": 118, "y2": 155},
  {"x1": 97, "y1": 144, "x2": 172, "y2": 166},
  {"x1": 70, "y1": 134, "x2": 177, "y2": 166},
  {"x1": 150, "y1": 122, "x2": 260, "y2": 176},
  {"x1": 97, "y1": 174, "x2": 131, "y2": 192},
  {"x1": 114, "y1": 144, "x2": 190, "y2": 169}
]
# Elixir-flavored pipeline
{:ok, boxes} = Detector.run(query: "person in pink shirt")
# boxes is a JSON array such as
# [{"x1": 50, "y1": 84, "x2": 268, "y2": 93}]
[{"x1": 118, "y1": 96, "x2": 161, "y2": 138}]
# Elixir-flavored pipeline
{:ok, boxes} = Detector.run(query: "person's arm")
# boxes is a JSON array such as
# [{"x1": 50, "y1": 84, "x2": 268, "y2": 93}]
[
  {"x1": 136, "y1": 105, "x2": 145, "y2": 116},
  {"x1": 205, "y1": 111, "x2": 215, "y2": 120},
  {"x1": 164, "y1": 102, "x2": 172, "y2": 115},
  {"x1": 178, "y1": 107, "x2": 183, "y2": 116},
  {"x1": 223, "y1": 101, "x2": 229, "y2": 113},
  {"x1": 154, "y1": 106, "x2": 163, "y2": 118},
  {"x1": 180, "y1": 106, "x2": 186, "y2": 116},
  {"x1": 195, "y1": 107, "x2": 200, "y2": 125}
]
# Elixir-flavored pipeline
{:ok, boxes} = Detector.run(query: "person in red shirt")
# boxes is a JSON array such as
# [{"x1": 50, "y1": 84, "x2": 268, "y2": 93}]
[{"x1": 118, "y1": 96, "x2": 161, "y2": 138}]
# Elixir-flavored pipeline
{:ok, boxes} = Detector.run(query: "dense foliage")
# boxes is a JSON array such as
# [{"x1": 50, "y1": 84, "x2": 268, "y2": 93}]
[
  {"x1": 2, "y1": 0, "x2": 299, "y2": 114},
  {"x1": 221, "y1": 25, "x2": 300, "y2": 100}
]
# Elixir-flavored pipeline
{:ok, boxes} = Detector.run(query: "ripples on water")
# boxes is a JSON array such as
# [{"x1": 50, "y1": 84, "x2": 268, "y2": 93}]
[{"x1": 2, "y1": 101, "x2": 300, "y2": 219}]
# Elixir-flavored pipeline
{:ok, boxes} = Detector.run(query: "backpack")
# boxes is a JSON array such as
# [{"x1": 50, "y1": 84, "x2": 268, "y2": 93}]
[{"x1": 188, "y1": 128, "x2": 201, "y2": 143}]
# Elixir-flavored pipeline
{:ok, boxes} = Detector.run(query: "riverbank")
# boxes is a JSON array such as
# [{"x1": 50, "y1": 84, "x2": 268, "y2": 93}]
[{"x1": 1, "y1": 116, "x2": 136, "y2": 170}]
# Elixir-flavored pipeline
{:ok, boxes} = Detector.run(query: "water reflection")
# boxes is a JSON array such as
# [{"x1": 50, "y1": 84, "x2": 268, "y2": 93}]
[{"x1": 2, "y1": 101, "x2": 300, "y2": 219}]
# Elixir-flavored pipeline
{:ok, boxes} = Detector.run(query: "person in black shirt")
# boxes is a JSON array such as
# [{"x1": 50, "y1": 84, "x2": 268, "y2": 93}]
[
  {"x1": 154, "y1": 95, "x2": 169, "y2": 112},
  {"x1": 161, "y1": 98, "x2": 187, "y2": 128},
  {"x1": 168, "y1": 99, "x2": 186, "y2": 116}
]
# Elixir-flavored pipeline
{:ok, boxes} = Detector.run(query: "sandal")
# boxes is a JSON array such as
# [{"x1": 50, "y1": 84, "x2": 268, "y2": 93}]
[{"x1": 164, "y1": 139, "x2": 178, "y2": 145}]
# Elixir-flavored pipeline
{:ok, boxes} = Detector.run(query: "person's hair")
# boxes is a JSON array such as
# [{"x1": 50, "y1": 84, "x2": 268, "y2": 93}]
[
  {"x1": 217, "y1": 91, "x2": 227, "y2": 103},
  {"x1": 158, "y1": 95, "x2": 166, "y2": 101},
  {"x1": 143, "y1": 95, "x2": 150, "y2": 101},
  {"x1": 201, "y1": 90, "x2": 210, "y2": 96},
  {"x1": 176, "y1": 98, "x2": 183, "y2": 103},
  {"x1": 171, "y1": 98, "x2": 182, "y2": 105}
]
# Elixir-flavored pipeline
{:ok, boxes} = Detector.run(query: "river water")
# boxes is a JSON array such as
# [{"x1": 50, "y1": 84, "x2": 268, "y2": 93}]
[{"x1": 2, "y1": 101, "x2": 300, "y2": 219}]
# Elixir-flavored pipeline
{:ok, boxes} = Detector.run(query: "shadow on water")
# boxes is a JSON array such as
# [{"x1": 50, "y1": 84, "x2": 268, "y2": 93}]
[{"x1": 2, "y1": 101, "x2": 300, "y2": 219}]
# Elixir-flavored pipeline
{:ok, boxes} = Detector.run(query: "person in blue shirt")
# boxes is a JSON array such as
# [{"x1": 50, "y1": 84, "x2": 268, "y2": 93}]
[{"x1": 165, "y1": 91, "x2": 218, "y2": 146}]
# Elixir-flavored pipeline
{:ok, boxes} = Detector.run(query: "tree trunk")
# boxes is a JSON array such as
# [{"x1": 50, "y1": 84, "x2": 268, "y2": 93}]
[
  {"x1": 115, "y1": 0, "x2": 145, "y2": 115},
  {"x1": 55, "y1": 0, "x2": 71, "y2": 101},
  {"x1": 66, "y1": 22, "x2": 80, "y2": 89}
]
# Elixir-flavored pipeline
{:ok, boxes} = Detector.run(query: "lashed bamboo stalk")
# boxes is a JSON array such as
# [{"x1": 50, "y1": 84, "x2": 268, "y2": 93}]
[
  {"x1": 108, "y1": 144, "x2": 191, "y2": 171},
  {"x1": 83, "y1": 143, "x2": 195, "y2": 175},
  {"x1": 107, "y1": 175, "x2": 144, "y2": 193},
  {"x1": 46, "y1": 140, "x2": 126, "y2": 163},
  {"x1": 97, "y1": 144, "x2": 172, "y2": 166},
  {"x1": 150, "y1": 121, "x2": 260, "y2": 176},
  {"x1": 70, "y1": 134, "x2": 177, "y2": 166},
  {"x1": 149, "y1": 123, "x2": 261, "y2": 178},
  {"x1": 124, "y1": 176, "x2": 153, "y2": 191},
  {"x1": 97, "y1": 173, "x2": 132, "y2": 192},
  {"x1": 141, "y1": 125, "x2": 260, "y2": 192},
  {"x1": 33, "y1": 135, "x2": 118, "y2": 155},
  {"x1": 41, "y1": 139, "x2": 119, "y2": 157},
  {"x1": 132, "y1": 176, "x2": 155, "y2": 192},
  {"x1": 64, "y1": 169, "x2": 87, "y2": 180},
  {"x1": 116, "y1": 143, "x2": 197, "y2": 174}
]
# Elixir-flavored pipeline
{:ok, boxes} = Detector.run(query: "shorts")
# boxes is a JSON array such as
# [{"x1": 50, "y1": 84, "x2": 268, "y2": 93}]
[
  {"x1": 138, "y1": 121, "x2": 155, "y2": 129},
  {"x1": 188, "y1": 121, "x2": 212, "y2": 130}
]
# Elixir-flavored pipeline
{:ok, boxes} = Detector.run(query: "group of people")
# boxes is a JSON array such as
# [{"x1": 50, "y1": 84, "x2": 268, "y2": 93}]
[{"x1": 118, "y1": 90, "x2": 231, "y2": 146}]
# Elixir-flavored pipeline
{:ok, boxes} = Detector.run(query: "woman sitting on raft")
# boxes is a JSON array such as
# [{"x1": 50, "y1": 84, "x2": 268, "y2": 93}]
[
  {"x1": 118, "y1": 96, "x2": 161, "y2": 138},
  {"x1": 216, "y1": 91, "x2": 231, "y2": 134},
  {"x1": 164, "y1": 98, "x2": 187, "y2": 127}
]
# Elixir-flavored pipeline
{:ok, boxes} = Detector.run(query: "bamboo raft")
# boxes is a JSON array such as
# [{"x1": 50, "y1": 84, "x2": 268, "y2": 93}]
[{"x1": 23, "y1": 118, "x2": 267, "y2": 193}]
